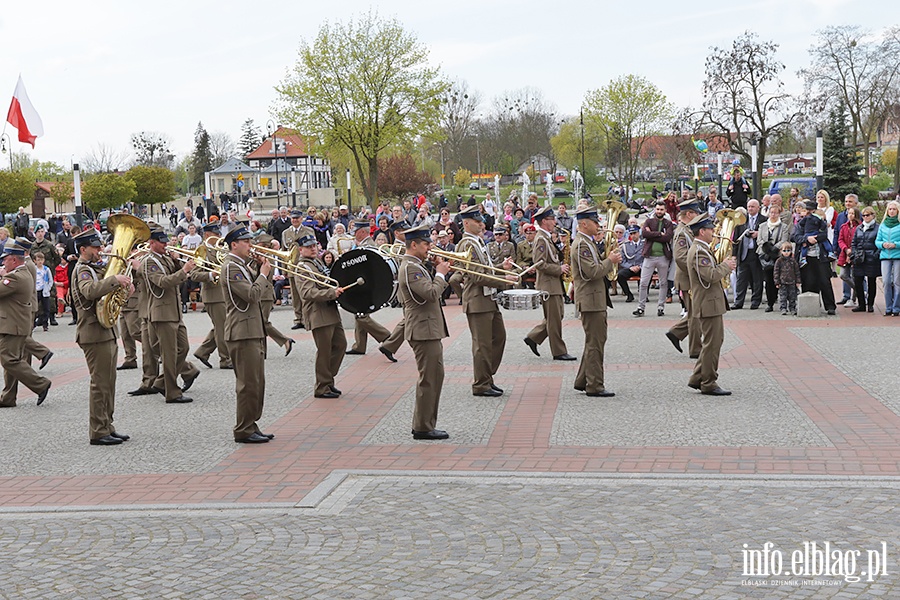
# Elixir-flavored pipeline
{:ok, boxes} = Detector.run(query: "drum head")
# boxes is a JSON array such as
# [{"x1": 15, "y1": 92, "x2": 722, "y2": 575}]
[{"x1": 331, "y1": 249, "x2": 396, "y2": 314}]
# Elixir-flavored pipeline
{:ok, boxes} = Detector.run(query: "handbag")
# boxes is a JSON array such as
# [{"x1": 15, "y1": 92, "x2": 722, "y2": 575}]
[{"x1": 850, "y1": 248, "x2": 866, "y2": 265}]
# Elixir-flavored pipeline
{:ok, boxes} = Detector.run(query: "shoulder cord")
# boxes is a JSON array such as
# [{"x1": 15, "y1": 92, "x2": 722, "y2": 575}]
[
  {"x1": 224, "y1": 260, "x2": 251, "y2": 313},
  {"x1": 575, "y1": 232, "x2": 598, "y2": 280},
  {"x1": 72, "y1": 263, "x2": 99, "y2": 312},
  {"x1": 403, "y1": 260, "x2": 428, "y2": 306},
  {"x1": 143, "y1": 254, "x2": 166, "y2": 300},
  {"x1": 694, "y1": 244, "x2": 715, "y2": 290}
]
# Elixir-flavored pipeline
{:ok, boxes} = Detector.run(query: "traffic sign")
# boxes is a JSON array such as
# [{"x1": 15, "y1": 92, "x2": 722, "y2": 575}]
[
  {"x1": 260, "y1": 177, "x2": 269, "y2": 186},
  {"x1": 237, "y1": 173, "x2": 244, "y2": 181},
  {"x1": 237, "y1": 180, "x2": 244, "y2": 188}
]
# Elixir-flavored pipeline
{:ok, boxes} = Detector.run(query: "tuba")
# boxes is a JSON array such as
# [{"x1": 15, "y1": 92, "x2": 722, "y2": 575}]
[
  {"x1": 599, "y1": 199, "x2": 627, "y2": 281},
  {"x1": 712, "y1": 208, "x2": 747, "y2": 289},
  {"x1": 97, "y1": 214, "x2": 151, "y2": 328}
]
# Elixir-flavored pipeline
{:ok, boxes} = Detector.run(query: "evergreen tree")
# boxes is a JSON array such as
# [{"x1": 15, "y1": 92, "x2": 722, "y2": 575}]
[
  {"x1": 191, "y1": 121, "x2": 213, "y2": 189},
  {"x1": 239, "y1": 118, "x2": 261, "y2": 159},
  {"x1": 822, "y1": 102, "x2": 861, "y2": 201}
]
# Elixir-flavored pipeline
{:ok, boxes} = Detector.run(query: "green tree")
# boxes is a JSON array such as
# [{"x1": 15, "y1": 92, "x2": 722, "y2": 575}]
[
  {"x1": 238, "y1": 118, "x2": 261, "y2": 159},
  {"x1": 584, "y1": 75, "x2": 673, "y2": 192},
  {"x1": 191, "y1": 122, "x2": 213, "y2": 189},
  {"x1": 0, "y1": 170, "x2": 34, "y2": 213},
  {"x1": 823, "y1": 101, "x2": 861, "y2": 200},
  {"x1": 275, "y1": 11, "x2": 445, "y2": 205},
  {"x1": 125, "y1": 165, "x2": 175, "y2": 209},
  {"x1": 881, "y1": 148, "x2": 897, "y2": 174},
  {"x1": 550, "y1": 116, "x2": 605, "y2": 182},
  {"x1": 82, "y1": 173, "x2": 137, "y2": 211},
  {"x1": 51, "y1": 180, "x2": 75, "y2": 211}
]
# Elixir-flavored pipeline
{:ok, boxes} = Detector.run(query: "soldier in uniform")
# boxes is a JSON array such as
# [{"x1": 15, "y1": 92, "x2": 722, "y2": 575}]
[
  {"x1": 523, "y1": 206, "x2": 576, "y2": 360},
  {"x1": 192, "y1": 222, "x2": 233, "y2": 369},
  {"x1": 71, "y1": 229, "x2": 134, "y2": 445},
  {"x1": 0, "y1": 241, "x2": 52, "y2": 407},
  {"x1": 281, "y1": 209, "x2": 313, "y2": 330},
  {"x1": 128, "y1": 253, "x2": 163, "y2": 396},
  {"x1": 117, "y1": 281, "x2": 140, "y2": 370},
  {"x1": 378, "y1": 221, "x2": 409, "y2": 363},
  {"x1": 16, "y1": 238, "x2": 54, "y2": 369},
  {"x1": 345, "y1": 219, "x2": 391, "y2": 356},
  {"x1": 221, "y1": 226, "x2": 274, "y2": 443},
  {"x1": 571, "y1": 207, "x2": 622, "y2": 397},
  {"x1": 456, "y1": 205, "x2": 517, "y2": 397},
  {"x1": 666, "y1": 199, "x2": 703, "y2": 359},
  {"x1": 397, "y1": 223, "x2": 452, "y2": 440},
  {"x1": 487, "y1": 224, "x2": 515, "y2": 265},
  {"x1": 516, "y1": 224, "x2": 537, "y2": 289},
  {"x1": 142, "y1": 227, "x2": 199, "y2": 403},
  {"x1": 251, "y1": 235, "x2": 294, "y2": 356},
  {"x1": 295, "y1": 234, "x2": 346, "y2": 398},
  {"x1": 685, "y1": 214, "x2": 736, "y2": 396}
]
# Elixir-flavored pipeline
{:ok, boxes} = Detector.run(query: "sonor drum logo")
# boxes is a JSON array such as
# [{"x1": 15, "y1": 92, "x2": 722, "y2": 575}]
[{"x1": 343, "y1": 255, "x2": 369, "y2": 267}]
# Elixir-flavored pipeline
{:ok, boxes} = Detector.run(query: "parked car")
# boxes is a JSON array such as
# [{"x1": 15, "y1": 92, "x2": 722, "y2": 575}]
[
  {"x1": 468, "y1": 182, "x2": 480, "y2": 190},
  {"x1": 551, "y1": 188, "x2": 574, "y2": 198},
  {"x1": 767, "y1": 178, "x2": 817, "y2": 198}
]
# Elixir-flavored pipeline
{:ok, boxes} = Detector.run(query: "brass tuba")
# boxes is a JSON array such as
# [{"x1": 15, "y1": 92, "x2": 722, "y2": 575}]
[
  {"x1": 599, "y1": 199, "x2": 627, "y2": 281},
  {"x1": 712, "y1": 208, "x2": 747, "y2": 289},
  {"x1": 97, "y1": 214, "x2": 151, "y2": 328}
]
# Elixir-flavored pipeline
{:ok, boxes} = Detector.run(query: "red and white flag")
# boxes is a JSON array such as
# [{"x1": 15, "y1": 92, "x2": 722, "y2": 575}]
[{"x1": 6, "y1": 75, "x2": 44, "y2": 148}]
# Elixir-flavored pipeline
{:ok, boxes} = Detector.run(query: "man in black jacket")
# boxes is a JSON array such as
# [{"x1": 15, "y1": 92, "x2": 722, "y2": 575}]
[
  {"x1": 725, "y1": 167, "x2": 752, "y2": 210},
  {"x1": 731, "y1": 200, "x2": 765, "y2": 309}
]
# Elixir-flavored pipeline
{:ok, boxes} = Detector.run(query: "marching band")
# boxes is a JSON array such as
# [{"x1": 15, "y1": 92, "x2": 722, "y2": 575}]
[{"x1": 0, "y1": 200, "x2": 737, "y2": 445}]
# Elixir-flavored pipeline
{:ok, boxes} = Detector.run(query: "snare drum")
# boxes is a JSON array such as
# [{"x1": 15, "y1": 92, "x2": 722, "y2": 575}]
[
  {"x1": 330, "y1": 248, "x2": 398, "y2": 315},
  {"x1": 494, "y1": 289, "x2": 549, "y2": 310}
]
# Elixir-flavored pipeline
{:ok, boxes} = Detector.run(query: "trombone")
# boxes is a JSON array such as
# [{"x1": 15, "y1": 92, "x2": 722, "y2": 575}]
[
  {"x1": 380, "y1": 243, "x2": 529, "y2": 285},
  {"x1": 166, "y1": 244, "x2": 221, "y2": 274}
]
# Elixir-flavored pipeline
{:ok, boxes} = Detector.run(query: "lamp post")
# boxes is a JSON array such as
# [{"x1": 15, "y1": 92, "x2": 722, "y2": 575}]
[
  {"x1": 266, "y1": 120, "x2": 279, "y2": 206},
  {"x1": 475, "y1": 134, "x2": 481, "y2": 180},
  {"x1": 717, "y1": 151, "x2": 723, "y2": 199},
  {"x1": 346, "y1": 168, "x2": 352, "y2": 213},
  {"x1": 815, "y1": 129, "x2": 824, "y2": 191},
  {"x1": 580, "y1": 108, "x2": 586, "y2": 187},
  {"x1": 750, "y1": 136, "x2": 759, "y2": 200},
  {"x1": 0, "y1": 132, "x2": 12, "y2": 171}
]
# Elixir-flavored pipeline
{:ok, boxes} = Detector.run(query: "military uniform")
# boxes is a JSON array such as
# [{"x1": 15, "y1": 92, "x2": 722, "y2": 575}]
[
  {"x1": 525, "y1": 221, "x2": 570, "y2": 358},
  {"x1": 191, "y1": 250, "x2": 232, "y2": 369},
  {"x1": 142, "y1": 249, "x2": 199, "y2": 402},
  {"x1": 667, "y1": 220, "x2": 701, "y2": 358},
  {"x1": 134, "y1": 269, "x2": 162, "y2": 392},
  {"x1": 571, "y1": 229, "x2": 615, "y2": 395},
  {"x1": 487, "y1": 239, "x2": 515, "y2": 265},
  {"x1": 397, "y1": 253, "x2": 449, "y2": 434},
  {"x1": 282, "y1": 220, "x2": 313, "y2": 327},
  {"x1": 686, "y1": 234, "x2": 733, "y2": 393},
  {"x1": 0, "y1": 246, "x2": 51, "y2": 407},
  {"x1": 380, "y1": 224, "x2": 409, "y2": 360},
  {"x1": 457, "y1": 231, "x2": 508, "y2": 395},
  {"x1": 222, "y1": 242, "x2": 273, "y2": 441},
  {"x1": 297, "y1": 251, "x2": 346, "y2": 396},
  {"x1": 118, "y1": 290, "x2": 140, "y2": 368},
  {"x1": 348, "y1": 236, "x2": 390, "y2": 353},
  {"x1": 72, "y1": 252, "x2": 126, "y2": 442}
]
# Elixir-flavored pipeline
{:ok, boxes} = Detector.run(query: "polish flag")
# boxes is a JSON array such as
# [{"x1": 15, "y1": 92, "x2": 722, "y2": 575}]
[{"x1": 6, "y1": 75, "x2": 44, "y2": 148}]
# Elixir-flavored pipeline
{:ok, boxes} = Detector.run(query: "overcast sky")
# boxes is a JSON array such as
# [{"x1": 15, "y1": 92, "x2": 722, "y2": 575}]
[{"x1": 1, "y1": 0, "x2": 893, "y2": 168}]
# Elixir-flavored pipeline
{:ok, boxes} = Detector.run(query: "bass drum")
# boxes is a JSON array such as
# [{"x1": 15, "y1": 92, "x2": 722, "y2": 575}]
[{"x1": 330, "y1": 248, "x2": 397, "y2": 315}]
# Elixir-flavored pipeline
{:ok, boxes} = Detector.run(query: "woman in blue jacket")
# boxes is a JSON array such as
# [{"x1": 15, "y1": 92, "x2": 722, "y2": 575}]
[{"x1": 875, "y1": 200, "x2": 900, "y2": 316}]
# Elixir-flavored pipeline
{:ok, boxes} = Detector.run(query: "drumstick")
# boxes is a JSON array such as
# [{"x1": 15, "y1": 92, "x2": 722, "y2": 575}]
[
  {"x1": 517, "y1": 260, "x2": 544, "y2": 277},
  {"x1": 341, "y1": 277, "x2": 365, "y2": 291}
]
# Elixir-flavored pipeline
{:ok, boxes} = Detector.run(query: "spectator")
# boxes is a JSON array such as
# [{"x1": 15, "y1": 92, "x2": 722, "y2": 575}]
[
  {"x1": 757, "y1": 201, "x2": 791, "y2": 312},
  {"x1": 313, "y1": 212, "x2": 331, "y2": 249},
  {"x1": 54, "y1": 245, "x2": 69, "y2": 316},
  {"x1": 413, "y1": 205, "x2": 434, "y2": 229},
  {"x1": 32, "y1": 251, "x2": 53, "y2": 331},
  {"x1": 556, "y1": 203, "x2": 574, "y2": 233},
  {"x1": 725, "y1": 166, "x2": 751, "y2": 210},
  {"x1": 265, "y1": 209, "x2": 281, "y2": 236},
  {"x1": 181, "y1": 224, "x2": 202, "y2": 249},
  {"x1": 850, "y1": 207, "x2": 880, "y2": 313},
  {"x1": 327, "y1": 223, "x2": 353, "y2": 255},
  {"x1": 792, "y1": 199, "x2": 836, "y2": 315},
  {"x1": 816, "y1": 190, "x2": 837, "y2": 246},
  {"x1": 616, "y1": 226, "x2": 644, "y2": 302},
  {"x1": 875, "y1": 200, "x2": 900, "y2": 316},
  {"x1": 731, "y1": 199, "x2": 765, "y2": 310},
  {"x1": 706, "y1": 188, "x2": 724, "y2": 218},
  {"x1": 14, "y1": 207, "x2": 29, "y2": 237},
  {"x1": 0, "y1": 227, "x2": 8, "y2": 254},
  {"x1": 773, "y1": 242, "x2": 801, "y2": 315},
  {"x1": 634, "y1": 201, "x2": 673, "y2": 317},
  {"x1": 175, "y1": 207, "x2": 202, "y2": 236},
  {"x1": 433, "y1": 208, "x2": 461, "y2": 244},
  {"x1": 270, "y1": 206, "x2": 292, "y2": 240},
  {"x1": 836, "y1": 207, "x2": 861, "y2": 307},
  {"x1": 523, "y1": 194, "x2": 539, "y2": 221},
  {"x1": 249, "y1": 220, "x2": 265, "y2": 239},
  {"x1": 218, "y1": 212, "x2": 234, "y2": 237}
]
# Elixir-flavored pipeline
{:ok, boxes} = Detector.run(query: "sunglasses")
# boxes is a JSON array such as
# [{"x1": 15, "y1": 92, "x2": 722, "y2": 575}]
[{"x1": 863, "y1": 213, "x2": 875, "y2": 217}]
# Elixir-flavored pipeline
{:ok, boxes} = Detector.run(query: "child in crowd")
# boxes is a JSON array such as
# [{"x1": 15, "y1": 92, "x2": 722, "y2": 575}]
[
  {"x1": 54, "y1": 245, "x2": 69, "y2": 315},
  {"x1": 794, "y1": 202, "x2": 820, "y2": 267},
  {"x1": 33, "y1": 251, "x2": 53, "y2": 331},
  {"x1": 773, "y1": 242, "x2": 801, "y2": 315}
]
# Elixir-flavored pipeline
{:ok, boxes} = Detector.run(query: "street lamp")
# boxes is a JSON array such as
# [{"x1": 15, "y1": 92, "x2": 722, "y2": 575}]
[
  {"x1": 815, "y1": 129, "x2": 824, "y2": 191},
  {"x1": 0, "y1": 132, "x2": 12, "y2": 171},
  {"x1": 475, "y1": 134, "x2": 481, "y2": 180},
  {"x1": 750, "y1": 136, "x2": 759, "y2": 199},
  {"x1": 266, "y1": 120, "x2": 279, "y2": 205}
]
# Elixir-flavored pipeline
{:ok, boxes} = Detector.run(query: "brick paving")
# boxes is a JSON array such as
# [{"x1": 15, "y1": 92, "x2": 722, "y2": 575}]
[{"x1": 1, "y1": 283, "x2": 898, "y2": 596}]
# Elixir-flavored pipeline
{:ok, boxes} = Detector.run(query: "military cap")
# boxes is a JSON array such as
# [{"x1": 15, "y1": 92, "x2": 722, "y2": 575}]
[
  {"x1": 73, "y1": 229, "x2": 103, "y2": 248},
  {"x1": 678, "y1": 199, "x2": 702, "y2": 214},
  {"x1": 687, "y1": 214, "x2": 715, "y2": 233},
  {"x1": 296, "y1": 234, "x2": 317, "y2": 247},
  {"x1": 532, "y1": 205, "x2": 555, "y2": 222},
  {"x1": 458, "y1": 205, "x2": 484, "y2": 221},
  {"x1": 403, "y1": 223, "x2": 432, "y2": 242},
  {"x1": 224, "y1": 226, "x2": 253, "y2": 245},
  {"x1": 0, "y1": 240, "x2": 27, "y2": 258},
  {"x1": 574, "y1": 206, "x2": 600, "y2": 221}
]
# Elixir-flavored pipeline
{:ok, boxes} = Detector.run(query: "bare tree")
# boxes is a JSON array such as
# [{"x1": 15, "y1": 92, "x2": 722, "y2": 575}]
[
  {"x1": 688, "y1": 32, "x2": 799, "y2": 180},
  {"x1": 478, "y1": 87, "x2": 558, "y2": 175},
  {"x1": 209, "y1": 131, "x2": 237, "y2": 167},
  {"x1": 131, "y1": 131, "x2": 174, "y2": 169},
  {"x1": 800, "y1": 25, "x2": 900, "y2": 183},
  {"x1": 81, "y1": 143, "x2": 129, "y2": 174},
  {"x1": 439, "y1": 79, "x2": 481, "y2": 172}
]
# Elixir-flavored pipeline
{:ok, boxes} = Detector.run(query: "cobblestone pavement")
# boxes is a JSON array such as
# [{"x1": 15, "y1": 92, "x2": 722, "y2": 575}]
[
  {"x1": 1, "y1": 474, "x2": 896, "y2": 598},
  {"x1": 1, "y1": 282, "x2": 898, "y2": 596}
]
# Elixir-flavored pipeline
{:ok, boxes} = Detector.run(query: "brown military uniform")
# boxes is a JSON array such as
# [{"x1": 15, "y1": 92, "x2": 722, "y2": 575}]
[
  {"x1": 297, "y1": 256, "x2": 346, "y2": 395},
  {"x1": 191, "y1": 251, "x2": 232, "y2": 368},
  {"x1": 250, "y1": 259, "x2": 292, "y2": 349},
  {"x1": 72, "y1": 258, "x2": 124, "y2": 438},
  {"x1": 350, "y1": 237, "x2": 390, "y2": 352},
  {"x1": 686, "y1": 239, "x2": 732, "y2": 392},
  {"x1": 397, "y1": 255, "x2": 448, "y2": 432},
  {"x1": 282, "y1": 225, "x2": 313, "y2": 327},
  {"x1": 222, "y1": 253, "x2": 273, "y2": 439},
  {"x1": 668, "y1": 223, "x2": 701, "y2": 357},
  {"x1": 0, "y1": 265, "x2": 51, "y2": 406},
  {"x1": 487, "y1": 240, "x2": 515, "y2": 265},
  {"x1": 456, "y1": 233, "x2": 508, "y2": 394},
  {"x1": 118, "y1": 289, "x2": 141, "y2": 367},
  {"x1": 135, "y1": 270, "x2": 161, "y2": 390},
  {"x1": 571, "y1": 231, "x2": 615, "y2": 394},
  {"x1": 525, "y1": 228, "x2": 568, "y2": 356},
  {"x1": 142, "y1": 251, "x2": 199, "y2": 401}
]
